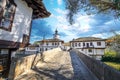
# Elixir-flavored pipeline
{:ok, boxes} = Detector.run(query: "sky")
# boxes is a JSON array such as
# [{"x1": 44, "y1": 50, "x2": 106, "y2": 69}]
[{"x1": 30, "y1": 0, "x2": 120, "y2": 43}]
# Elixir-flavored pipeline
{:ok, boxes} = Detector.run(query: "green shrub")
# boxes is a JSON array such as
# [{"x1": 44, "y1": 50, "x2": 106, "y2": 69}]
[
  {"x1": 102, "y1": 49, "x2": 120, "y2": 63},
  {"x1": 104, "y1": 49, "x2": 117, "y2": 57},
  {"x1": 102, "y1": 56, "x2": 120, "y2": 63}
]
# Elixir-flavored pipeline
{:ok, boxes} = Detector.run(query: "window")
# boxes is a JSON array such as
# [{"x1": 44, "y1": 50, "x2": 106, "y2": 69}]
[
  {"x1": 97, "y1": 42, "x2": 101, "y2": 46},
  {"x1": 46, "y1": 42, "x2": 48, "y2": 46},
  {"x1": 88, "y1": 49, "x2": 92, "y2": 52},
  {"x1": 87, "y1": 43, "x2": 89, "y2": 47},
  {"x1": 78, "y1": 43, "x2": 81, "y2": 47},
  {"x1": 90, "y1": 42, "x2": 93, "y2": 46},
  {"x1": 0, "y1": 0, "x2": 16, "y2": 31},
  {"x1": 52, "y1": 42, "x2": 54, "y2": 45},
  {"x1": 83, "y1": 42, "x2": 85, "y2": 46},
  {"x1": 75, "y1": 43, "x2": 77, "y2": 47},
  {"x1": 55, "y1": 42, "x2": 57, "y2": 45}
]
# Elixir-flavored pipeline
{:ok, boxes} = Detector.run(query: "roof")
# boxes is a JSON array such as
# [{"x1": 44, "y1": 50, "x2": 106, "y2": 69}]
[
  {"x1": 63, "y1": 42, "x2": 70, "y2": 46},
  {"x1": 22, "y1": 0, "x2": 51, "y2": 19},
  {"x1": 28, "y1": 44, "x2": 39, "y2": 47},
  {"x1": 70, "y1": 37, "x2": 106, "y2": 42},
  {"x1": 37, "y1": 39, "x2": 64, "y2": 43}
]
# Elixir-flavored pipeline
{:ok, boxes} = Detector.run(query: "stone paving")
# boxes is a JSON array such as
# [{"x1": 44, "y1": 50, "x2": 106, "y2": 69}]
[{"x1": 15, "y1": 49, "x2": 98, "y2": 80}]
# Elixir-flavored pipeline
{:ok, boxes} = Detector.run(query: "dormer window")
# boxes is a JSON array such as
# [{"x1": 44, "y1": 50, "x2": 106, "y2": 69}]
[{"x1": 0, "y1": 0, "x2": 16, "y2": 31}]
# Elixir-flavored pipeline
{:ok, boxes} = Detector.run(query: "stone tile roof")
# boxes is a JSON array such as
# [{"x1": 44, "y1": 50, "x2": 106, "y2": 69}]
[
  {"x1": 70, "y1": 37, "x2": 106, "y2": 42},
  {"x1": 28, "y1": 44, "x2": 39, "y2": 47}
]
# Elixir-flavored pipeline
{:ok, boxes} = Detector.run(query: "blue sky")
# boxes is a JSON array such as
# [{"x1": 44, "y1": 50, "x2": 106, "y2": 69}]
[{"x1": 30, "y1": 0, "x2": 120, "y2": 43}]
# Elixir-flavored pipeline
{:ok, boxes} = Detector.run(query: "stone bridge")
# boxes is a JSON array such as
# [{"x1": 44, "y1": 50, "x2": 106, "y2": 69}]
[{"x1": 8, "y1": 48, "x2": 120, "y2": 80}]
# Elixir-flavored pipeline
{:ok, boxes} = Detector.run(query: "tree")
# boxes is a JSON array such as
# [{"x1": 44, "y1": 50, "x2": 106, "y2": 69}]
[
  {"x1": 106, "y1": 31, "x2": 120, "y2": 58},
  {"x1": 65, "y1": 0, "x2": 120, "y2": 24}
]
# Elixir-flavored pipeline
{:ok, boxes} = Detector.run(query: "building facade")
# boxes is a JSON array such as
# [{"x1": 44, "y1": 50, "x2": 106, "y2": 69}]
[
  {"x1": 0, "y1": 0, "x2": 50, "y2": 77},
  {"x1": 70, "y1": 37, "x2": 106, "y2": 59},
  {"x1": 36, "y1": 29, "x2": 64, "y2": 52},
  {"x1": 25, "y1": 44, "x2": 39, "y2": 54}
]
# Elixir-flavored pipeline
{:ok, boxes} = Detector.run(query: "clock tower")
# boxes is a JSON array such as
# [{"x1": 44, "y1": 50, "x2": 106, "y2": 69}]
[{"x1": 53, "y1": 29, "x2": 59, "y2": 39}]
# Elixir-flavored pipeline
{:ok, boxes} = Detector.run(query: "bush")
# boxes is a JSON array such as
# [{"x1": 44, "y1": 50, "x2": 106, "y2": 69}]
[
  {"x1": 102, "y1": 56, "x2": 120, "y2": 63},
  {"x1": 104, "y1": 49, "x2": 117, "y2": 57}
]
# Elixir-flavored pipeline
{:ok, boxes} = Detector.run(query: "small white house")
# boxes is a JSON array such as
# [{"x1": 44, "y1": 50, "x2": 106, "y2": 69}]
[
  {"x1": 25, "y1": 45, "x2": 39, "y2": 54},
  {"x1": 70, "y1": 37, "x2": 106, "y2": 59},
  {"x1": 37, "y1": 39, "x2": 64, "y2": 52}
]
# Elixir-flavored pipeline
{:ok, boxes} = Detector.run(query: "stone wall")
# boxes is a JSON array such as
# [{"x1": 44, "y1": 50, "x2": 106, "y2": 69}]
[
  {"x1": 73, "y1": 49, "x2": 120, "y2": 80},
  {"x1": 8, "y1": 48, "x2": 61, "y2": 80}
]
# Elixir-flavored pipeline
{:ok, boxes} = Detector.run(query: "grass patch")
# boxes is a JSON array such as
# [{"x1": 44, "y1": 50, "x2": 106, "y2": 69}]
[{"x1": 104, "y1": 62, "x2": 120, "y2": 71}]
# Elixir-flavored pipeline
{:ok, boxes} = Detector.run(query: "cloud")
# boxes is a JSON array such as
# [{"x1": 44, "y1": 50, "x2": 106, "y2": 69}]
[
  {"x1": 32, "y1": 0, "x2": 120, "y2": 43},
  {"x1": 59, "y1": 32, "x2": 68, "y2": 37},
  {"x1": 91, "y1": 32, "x2": 116, "y2": 39},
  {"x1": 30, "y1": 19, "x2": 54, "y2": 43},
  {"x1": 54, "y1": 8, "x2": 68, "y2": 15},
  {"x1": 57, "y1": 0, "x2": 62, "y2": 5},
  {"x1": 92, "y1": 34, "x2": 104, "y2": 38}
]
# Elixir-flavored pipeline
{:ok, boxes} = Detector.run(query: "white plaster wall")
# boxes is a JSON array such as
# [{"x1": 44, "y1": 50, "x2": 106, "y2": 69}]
[
  {"x1": 93, "y1": 41, "x2": 106, "y2": 48},
  {"x1": 71, "y1": 41, "x2": 106, "y2": 49},
  {"x1": 0, "y1": 0, "x2": 32, "y2": 42},
  {"x1": 39, "y1": 42, "x2": 62, "y2": 47},
  {"x1": 95, "y1": 49, "x2": 104, "y2": 55},
  {"x1": 25, "y1": 47, "x2": 39, "y2": 52}
]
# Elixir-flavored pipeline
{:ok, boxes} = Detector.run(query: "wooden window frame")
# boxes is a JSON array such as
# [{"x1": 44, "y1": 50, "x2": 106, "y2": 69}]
[
  {"x1": 0, "y1": 0, "x2": 16, "y2": 32},
  {"x1": 97, "y1": 42, "x2": 101, "y2": 46}
]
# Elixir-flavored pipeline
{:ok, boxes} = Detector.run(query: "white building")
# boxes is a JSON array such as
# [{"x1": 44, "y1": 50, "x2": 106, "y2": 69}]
[
  {"x1": 25, "y1": 45, "x2": 39, "y2": 54},
  {"x1": 36, "y1": 29, "x2": 64, "y2": 52},
  {"x1": 0, "y1": 0, "x2": 50, "y2": 77},
  {"x1": 70, "y1": 37, "x2": 106, "y2": 59}
]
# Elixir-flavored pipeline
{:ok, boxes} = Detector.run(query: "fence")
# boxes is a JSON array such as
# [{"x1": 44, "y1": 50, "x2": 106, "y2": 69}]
[{"x1": 73, "y1": 49, "x2": 120, "y2": 80}]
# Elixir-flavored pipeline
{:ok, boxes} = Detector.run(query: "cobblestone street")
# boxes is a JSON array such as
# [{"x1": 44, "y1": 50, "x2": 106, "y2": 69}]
[{"x1": 15, "y1": 49, "x2": 98, "y2": 80}]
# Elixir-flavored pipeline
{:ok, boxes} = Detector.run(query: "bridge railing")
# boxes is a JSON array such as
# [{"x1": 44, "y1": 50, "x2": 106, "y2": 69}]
[{"x1": 73, "y1": 49, "x2": 120, "y2": 80}]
